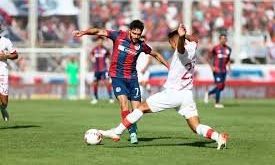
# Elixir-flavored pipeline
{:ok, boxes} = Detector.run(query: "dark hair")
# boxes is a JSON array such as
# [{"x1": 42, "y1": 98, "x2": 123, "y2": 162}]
[
  {"x1": 129, "y1": 20, "x2": 144, "y2": 31},
  {"x1": 168, "y1": 29, "x2": 178, "y2": 39},
  {"x1": 219, "y1": 33, "x2": 227, "y2": 38}
]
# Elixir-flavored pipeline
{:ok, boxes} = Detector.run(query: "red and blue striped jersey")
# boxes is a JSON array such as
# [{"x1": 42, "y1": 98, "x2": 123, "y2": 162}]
[
  {"x1": 210, "y1": 44, "x2": 232, "y2": 73},
  {"x1": 90, "y1": 45, "x2": 110, "y2": 72},
  {"x1": 106, "y1": 30, "x2": 152, "y2": 79}
]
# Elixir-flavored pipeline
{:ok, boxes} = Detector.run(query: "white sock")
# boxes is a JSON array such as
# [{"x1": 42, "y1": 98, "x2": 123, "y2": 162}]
[
  {"x1": 140, "y1": 85, "x2": 144, "y2": 99},
  {"x1": 196, "y1": 124, "x2": 219, "y2": 142},
  {"x1": 126, "y1": 109, "x2": 144, "y2": 123},
  {"x1": 114, "y1": 123, "x2": 126, "y2": 135},
  {"x1": 114, "y1": 109, "x2": 143, "y2": 135}
]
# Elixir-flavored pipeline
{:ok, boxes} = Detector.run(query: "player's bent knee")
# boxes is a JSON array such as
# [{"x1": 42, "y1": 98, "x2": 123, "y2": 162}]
[
  {"x1": 0, "y1": 103, "x2": 7, "y2": 109},
  {"x1": 138, "y1": 101, "x2": 151, "y2": 113},
  {"x1": 177, "y1": 104, "x2": 198, "y2": 118},
  {"x1": 217, "y1": 83, "x2": 225, "y2": 90}
]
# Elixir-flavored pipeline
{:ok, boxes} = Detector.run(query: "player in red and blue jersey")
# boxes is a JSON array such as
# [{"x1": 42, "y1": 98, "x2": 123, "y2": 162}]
[
  {"x1": 204, "y1": 34, "x2": 232, "y2": 108},
  {"x1": 89, "y1": 37, "x2": 113, "y2": 104},
  {"x1": 73, "y1": 20, "x2": 169, "y2": 144}
]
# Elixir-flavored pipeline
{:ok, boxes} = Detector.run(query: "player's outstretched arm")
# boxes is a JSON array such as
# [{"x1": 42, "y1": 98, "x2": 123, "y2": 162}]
[
  {"x1": 149, "y1": 50, "x2": 170, "y2": 69},
  {"x1": 72, "y1": 28, "x2": 108, "y2": 38},
  {"x1": 177, "y1": 24, "x2": 187, "y2": 54}
]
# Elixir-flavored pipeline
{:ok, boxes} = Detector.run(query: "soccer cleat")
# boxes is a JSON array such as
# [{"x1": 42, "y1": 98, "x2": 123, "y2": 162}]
[
  {"x1": 90, "y1": 99, "x2": 98, "y2": 104},
  {"x1": 98, "y1": 129, "x2": 120, "y2": 142},
  {"x1": 130, "y1": 133, "x2": 138, "y2": 144},
  {"x1": 1, "y1": 108, "x2": 9, "y2": 121},
  {"x1": 4, "y1": 117, "x2": 8, "y2": 121},
  {"x1": 204, "y1": 92, "x2": 209, "y2": 104},
  {"x1": 215, "y1": 104, "x2": 224, "y2": 108},
  {"x1": 217, "y1": 133, "x2": 229, "y2": 150},
  {"x1": 109, "y1": 99, "x2": 114, "y2": 104}
]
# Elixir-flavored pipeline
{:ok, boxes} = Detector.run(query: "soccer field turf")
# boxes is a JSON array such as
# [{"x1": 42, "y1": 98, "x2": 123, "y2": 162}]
[{"x1": 1, "y1": 99, "x2": 274, "y2": 165}]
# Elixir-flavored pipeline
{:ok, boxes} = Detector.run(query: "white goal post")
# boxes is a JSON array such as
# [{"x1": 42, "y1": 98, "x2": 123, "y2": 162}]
[{"x1": 17, "y1": 48, "x2": 88, "y2": 99}]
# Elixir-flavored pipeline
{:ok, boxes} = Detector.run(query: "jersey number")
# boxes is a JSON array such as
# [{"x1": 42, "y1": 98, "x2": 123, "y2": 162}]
[
  {"x1": 181, "y1": 62, "x2": 195, "y2": 80},
  {"x1": 135, "y1": 88, "x2": 139, "y2": 97}
]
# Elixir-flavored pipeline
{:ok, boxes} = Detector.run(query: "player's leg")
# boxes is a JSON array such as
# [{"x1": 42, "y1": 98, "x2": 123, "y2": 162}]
[
  {"x1": 102, "y1": 71, "x2": 113, "y2": 103},
  {"x1": 187, "y1": 116, "x2": 228, "y2": 150},
  {"x1": 101, "y1": 89, "x2": 181, "y2": 140},
  {"x1": 214, "y1": 73, "x2": 226, "y2": 108},
  {"x1": 128, "y1": 100, "x2": 141, "y2": 144},
  {"x1": 205, "y1": 72, "x2": 218, "y2": 104},
  {"x1": 91, "y1": 72, "x2": 99, "y2": 104},
  {"x1": 177, "y1": 90, "x2": 228, "y2": 149},
  {"x1": 214, "y1": 82, "x2": 224, "y2": 108},
  {"x1": 103, "y1": 79, "x2": 114, "y2": 103},
  {"x1": 126, "y1": 79, "x2": 143, "y2": 144},
  {"x1": 99, "y1": 100, "x2": 151, "y2": 141},
  {"x1": 0, "y1": 94, "x2": 9, "y2": 121},
  {"x1": 0, "y1": 80, "x2": 9, "y2": 121},
  {"x1": 90, "y1": 81, "x2": 99, "y2": 104},
  {"x1": 111, "y1": 77, "x2": 139, "y2": 143}
]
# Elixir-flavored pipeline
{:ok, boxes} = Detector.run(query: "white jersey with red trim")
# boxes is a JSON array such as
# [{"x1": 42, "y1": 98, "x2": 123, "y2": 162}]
[
  {"x1": 163, "y1": 40, "x2": 197, "y2": 90},
  {"x1": 0, "y1": 36, "x2": 16, "y2": 76}
]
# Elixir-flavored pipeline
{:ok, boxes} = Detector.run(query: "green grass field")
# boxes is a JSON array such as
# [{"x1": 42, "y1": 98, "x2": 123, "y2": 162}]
[{"x1": 1, "y1": 99, "x2": 275, "y2": 165}]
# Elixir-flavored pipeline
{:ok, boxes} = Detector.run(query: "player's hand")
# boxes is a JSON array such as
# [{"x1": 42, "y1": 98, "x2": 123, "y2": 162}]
[
  {"x1": 178, "y1": 24, "x2": 186, "y2": 37},
  {"x1": 72, "y1": 30, "x2": 84, "y2": 37},
  {"x1": 0, "y1": 51, "x2": 8, "y2": 60}
]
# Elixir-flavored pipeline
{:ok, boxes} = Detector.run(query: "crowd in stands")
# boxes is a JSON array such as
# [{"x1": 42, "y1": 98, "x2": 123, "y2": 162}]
[{"x1": 0, "y1": 0, "x2": 274, "y2": 70}]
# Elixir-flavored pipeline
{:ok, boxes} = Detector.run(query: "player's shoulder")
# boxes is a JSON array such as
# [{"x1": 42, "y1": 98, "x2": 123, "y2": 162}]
[
  {"x1": 0, "y1": 36, "x2": 12, "y2": 43},
  {"x1": 226, "y1": 45, "x2": 232, "y2": 50},
  {"x1": 213, "y1": 44, "x2": 220, "y2": 49},
  {"x1": 118, "y1": 30, "x2": 127, "y2": 36}
]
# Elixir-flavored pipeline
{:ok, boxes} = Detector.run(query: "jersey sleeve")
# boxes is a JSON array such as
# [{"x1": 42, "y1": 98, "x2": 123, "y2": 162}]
[
  {"x1": 142, "y1": 42, "x2": 152, "y2": 54},
  {"x1": 227, "y1": 46, "x2": 232, "y2": 63},
  {"x1": 106, "y1": 30, "x2": 120, "y2": 41},
  {"x1": 184, "y1": 41, "x2": 197, "y2": 59},
  {"x1": 6, "y1": 39, "x2": 16, "y2": 53}
]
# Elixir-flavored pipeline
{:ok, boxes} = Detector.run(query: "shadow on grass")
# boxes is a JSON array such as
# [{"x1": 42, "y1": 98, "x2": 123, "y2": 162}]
[
  {"x1": 137, "y1": 136, "x2": 189, "y2": 142},
  {"x1": 106, "y1": 138, "x2": 216, "y2": 149},
  {"x1": 222, "y1": 103, "x2": 241, "y2": 108},
  {"x1": 0, "y1": 125, "x2": 41, "y2": 129}
]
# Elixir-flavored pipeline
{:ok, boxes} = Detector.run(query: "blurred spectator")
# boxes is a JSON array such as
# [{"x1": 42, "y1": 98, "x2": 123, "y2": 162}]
[
  {"x1": 38, "y1": 16, "x2": 79, "y2": 46},
  {"x1": 0, "y1": 0, "x2": 273, "y2": 65},
  {"x1": 242, "y1": 1, "x2": 274, "y2": 36},
  {"x1": 90, "y1": 0, "x2": 131, "y2": 30},
  {"x1": 266, "y1": 31, "x2": 275, "y2": 64},
  {"x1": 0, "y1": 1, "x2": 28, "y2": 43},
  {"x1": 140, "y1": 1, "x2": 182, "y2": 41},
  {"x1": 192, "y1": 1, "x2": 234, "y2": 43}
]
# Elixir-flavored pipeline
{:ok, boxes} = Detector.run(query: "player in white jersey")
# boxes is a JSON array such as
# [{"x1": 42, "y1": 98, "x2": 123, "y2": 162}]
[
  {"x1": 136, "y1": 51, "x2": 152, "y2": 100},
  {"x1": 0, "y1": 23, "x2": 19, "y2": 121},
  {"x1": 99, "y1": 24, "x2": 228, "y2": 150}
]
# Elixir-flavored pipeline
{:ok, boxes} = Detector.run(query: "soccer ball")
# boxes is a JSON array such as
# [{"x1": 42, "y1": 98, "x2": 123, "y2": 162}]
[{"x1": 84, "y1": 129, "x2": 102, "y2": 145}]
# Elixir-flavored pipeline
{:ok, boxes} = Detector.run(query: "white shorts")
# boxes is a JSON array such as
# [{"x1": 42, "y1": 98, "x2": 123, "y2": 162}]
[
  {"x1": 137, "y1": 71, "x2": 150, "y2": 83},
  {"x1": 146, "y1": 88, "x2": 198, "y2": 119},
  {"x1": 0, "y1": 75, "x2": 8, "y2": 95}
]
